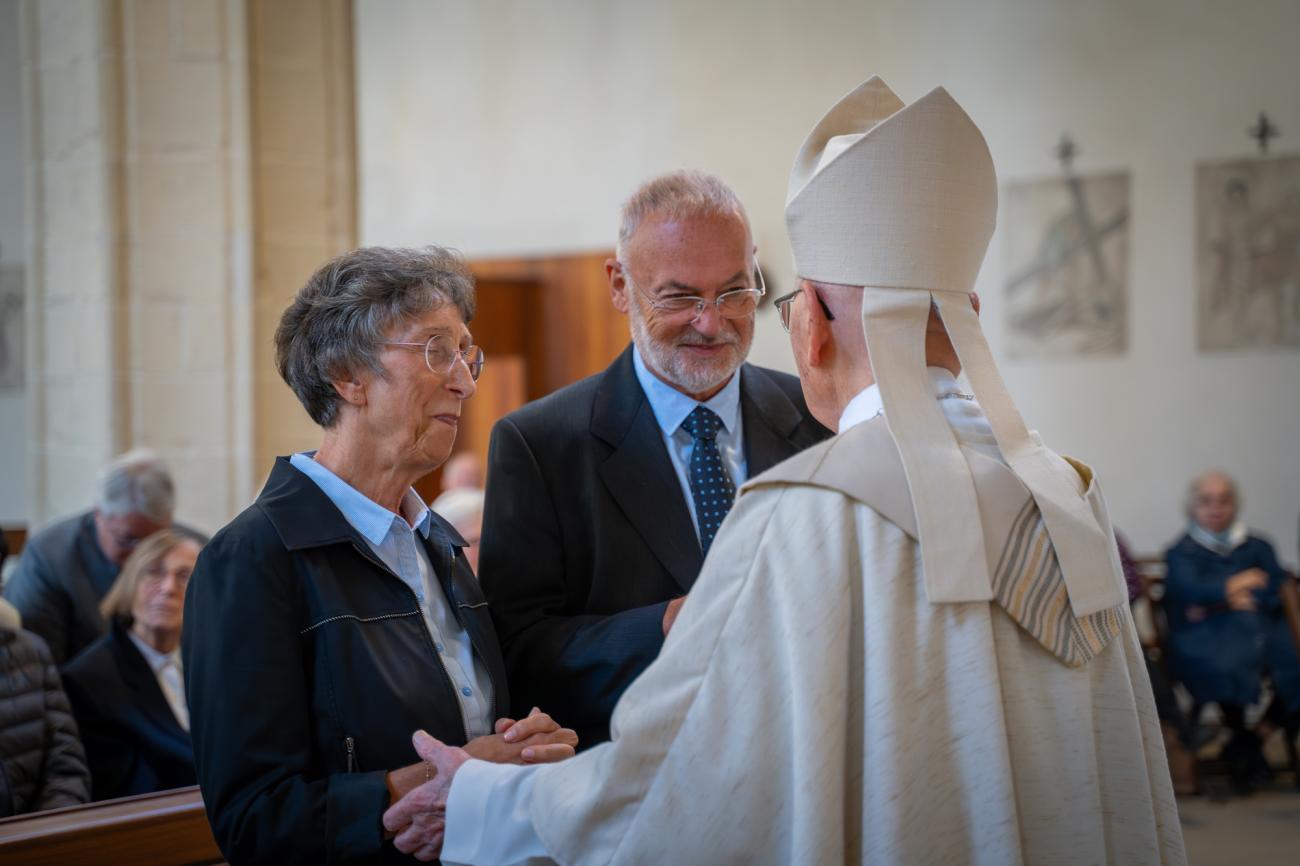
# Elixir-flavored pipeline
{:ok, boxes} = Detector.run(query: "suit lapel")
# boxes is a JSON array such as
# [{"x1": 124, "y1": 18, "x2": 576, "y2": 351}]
[
  {"x1": 593, "y1": 348, "x2": 703, "y2": 593},
  {"x1": 739, "y1": 363, "x2": 806, "y2": 476}
]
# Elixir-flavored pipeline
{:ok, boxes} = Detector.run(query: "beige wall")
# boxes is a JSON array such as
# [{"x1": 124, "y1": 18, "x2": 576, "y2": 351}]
[{"x1": 356, "y1": 0, "x2": 1300, "y2": 560}]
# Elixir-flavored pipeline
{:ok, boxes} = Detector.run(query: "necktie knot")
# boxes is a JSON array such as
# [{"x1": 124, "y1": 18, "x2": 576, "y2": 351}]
[{"x1": 682, "y1": 405, "x2": 724, "y2": 442}]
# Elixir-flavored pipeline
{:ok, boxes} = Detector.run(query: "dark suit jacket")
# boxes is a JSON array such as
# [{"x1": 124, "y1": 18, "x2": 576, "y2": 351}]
[
  {"x1": 4, "y1": 512, "x2": 119, "y2": 666},
  {"x1": 61, "y1": 619, "x2": 196, "y2": 801},
  {"x1": 479, "y1": 345, "x2": 830, "y2": 745}
]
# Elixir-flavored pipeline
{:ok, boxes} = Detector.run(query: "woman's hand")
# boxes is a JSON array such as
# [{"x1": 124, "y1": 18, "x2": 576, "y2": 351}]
[{"x1": 463, "y1": 707, "x2": 578, "y2": 764}]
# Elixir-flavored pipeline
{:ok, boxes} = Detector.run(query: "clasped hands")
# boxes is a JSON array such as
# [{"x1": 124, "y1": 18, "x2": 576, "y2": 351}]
[{"x1": 383, "y1": 707, "x2": 577, "y2": 861}]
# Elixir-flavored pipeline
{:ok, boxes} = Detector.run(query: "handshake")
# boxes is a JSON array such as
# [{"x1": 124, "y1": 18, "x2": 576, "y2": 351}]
[{"x1": 383, "y1": 708, "x2": 577, "y2": 862}]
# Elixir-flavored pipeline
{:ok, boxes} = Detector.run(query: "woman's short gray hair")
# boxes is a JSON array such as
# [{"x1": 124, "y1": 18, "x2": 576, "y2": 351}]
[
  {"x1": 96, "y1": 449, "x2": 175, "y2": 522},
  {"x1": 275, "y1": 246, "x2": 477, "y2": 428},
  {"x1": 616, "y1": 170, "x2": 750, "y2": 259}
]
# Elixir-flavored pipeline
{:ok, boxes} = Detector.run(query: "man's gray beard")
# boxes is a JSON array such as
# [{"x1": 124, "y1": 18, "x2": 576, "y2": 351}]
[{"x1": 628, "y1": 306, "x2": 750, "y2": 395}]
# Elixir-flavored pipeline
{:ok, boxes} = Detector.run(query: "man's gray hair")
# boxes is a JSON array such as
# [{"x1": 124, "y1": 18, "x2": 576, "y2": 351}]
[
  {"x1": 275, "y1": 246, "x2": 477, "y2": 428},
  {"x1": 96, "y1": 449, "x2": 175, "y2": 522},
  {"x1": 616, "y1": 170, "x2": 750, "y2": 259},
  {"x1": 1185, "y1": 469, "x2": 1239, "y2": 518}
]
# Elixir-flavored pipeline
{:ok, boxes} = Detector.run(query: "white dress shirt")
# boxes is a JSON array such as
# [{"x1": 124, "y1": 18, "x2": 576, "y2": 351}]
[
  {"x1": 439, "y1": 365, "x2": 1004, "y2": 866},
  {"x1": 126, "y1": 629, "x2": 189, "y2": 731},
  {"x1": 290, "y1": 452, "x2": 495, "y2": 739},
  {"x1": 631, "y1": 346, "x2": 747, "y2": 539}
]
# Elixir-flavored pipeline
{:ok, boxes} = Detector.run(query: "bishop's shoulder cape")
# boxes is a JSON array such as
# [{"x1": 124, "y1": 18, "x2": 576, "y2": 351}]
[{"x1": 528, "y1": 417, "x2": 1187, "y2": 866}]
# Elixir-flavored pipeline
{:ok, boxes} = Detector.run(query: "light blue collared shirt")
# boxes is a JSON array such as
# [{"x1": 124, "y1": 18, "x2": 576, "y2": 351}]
[
  {"x1": 289, "y1": 452, "x2": 495, "y2": 739},
  {"x1": 631, "y1": 346, "x2": 747, "y2": 540}
]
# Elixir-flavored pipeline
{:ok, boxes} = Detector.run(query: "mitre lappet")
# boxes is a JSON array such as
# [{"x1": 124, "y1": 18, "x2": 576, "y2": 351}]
[{"x1": 783, "y1": 77, "x2": 1129, "y2": 662}]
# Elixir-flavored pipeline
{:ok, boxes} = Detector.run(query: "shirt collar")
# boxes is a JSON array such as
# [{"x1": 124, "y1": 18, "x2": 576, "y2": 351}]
[
  {"x1": 126, "y1": 627, "x2": 179, "y2": 673},
  {"x1": 289, "y1": 452, "x2": 433, "y2": 547},
  {"x1": 838, "y1": 367, "x2": 961, "y2": 433},
  {"x1": 632, "y1": 344, "x2": 742, "y2": 437}
]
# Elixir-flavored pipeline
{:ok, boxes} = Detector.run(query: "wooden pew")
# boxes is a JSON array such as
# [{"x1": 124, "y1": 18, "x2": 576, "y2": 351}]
[{"x1": 0, "y1": 786, "x2": 223, "y2": 865}]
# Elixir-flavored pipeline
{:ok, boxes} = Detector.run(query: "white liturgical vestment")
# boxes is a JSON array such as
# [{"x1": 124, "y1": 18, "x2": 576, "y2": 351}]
[{"x1": 441, "y1": 374, "x2": 1186, "y2": 866}]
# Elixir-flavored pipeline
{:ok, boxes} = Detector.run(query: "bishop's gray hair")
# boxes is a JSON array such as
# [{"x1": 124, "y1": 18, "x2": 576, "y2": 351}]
[
  {"x1": 616, "y1": 170, "x2": 750, "y2": 260},
  {"x1": 275, "y1": 246, "x2": 476, "y2": 428},
  {"x1": 96, "y1": 449, "x2": 175, "y2": 522}
]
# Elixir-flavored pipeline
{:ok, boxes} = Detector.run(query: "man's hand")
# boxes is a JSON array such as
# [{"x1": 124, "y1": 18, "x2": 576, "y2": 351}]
[
  {"x1": 383, "y1": 731, "x2": 469, "y2": 862},
  {"x1": 1225, "y1": 568, "x2": 1267, "y2": 611},
  {"x1": 663, "y1": 596, "x2": 687, "y2": 636},
  {"x1": 463, "y1": 707, "x2": 578, "y2": 764}
]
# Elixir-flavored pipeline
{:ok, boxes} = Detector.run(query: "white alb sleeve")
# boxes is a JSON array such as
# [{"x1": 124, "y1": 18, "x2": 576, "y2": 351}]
[{"x1": 440, "y1": 759, "x2": 554, "y2": 866}]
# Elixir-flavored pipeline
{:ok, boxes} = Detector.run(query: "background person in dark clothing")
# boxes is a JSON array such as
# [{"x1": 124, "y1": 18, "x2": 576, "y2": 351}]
[
  {"x1": 3, "y1": 449, "x2": 186, "y2": 665},
  {"x1": 63, "y1": 530, "x2": 201, "y2": 801},
  {"x1": 0, "y1": 626, "x2": 90, "y2": 816},
  {"x1": 1164, "y1": 470, "x2": 1300, "y2": 790}
]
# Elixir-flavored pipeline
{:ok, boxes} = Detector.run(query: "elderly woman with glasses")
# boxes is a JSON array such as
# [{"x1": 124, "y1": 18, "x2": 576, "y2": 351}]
[
  {"x1": 183, "y1": 247, "x2": 577, "y2": 865},
  {"x1": 62, "y1": 529, "x2": 202, "y2": 801}
]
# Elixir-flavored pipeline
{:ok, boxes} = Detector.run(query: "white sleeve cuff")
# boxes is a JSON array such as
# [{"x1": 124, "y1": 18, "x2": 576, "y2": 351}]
[{"x1": 441, "y1": 759, "x2": 552, "y2": 866}]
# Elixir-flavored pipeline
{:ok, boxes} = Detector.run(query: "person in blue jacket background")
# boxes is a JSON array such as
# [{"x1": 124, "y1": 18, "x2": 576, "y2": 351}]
[{"x1": 1164, "y1": 470, "x2": 1300, "y2": 791}]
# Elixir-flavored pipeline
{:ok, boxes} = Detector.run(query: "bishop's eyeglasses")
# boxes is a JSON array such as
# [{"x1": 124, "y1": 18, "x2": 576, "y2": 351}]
[
  {"x1": 621, "y1": 262, "x2": 766, "y2": 325},
  {"x1": 381, "y1": 334, "x2": 485, "y2": 381},
  {"x1": 773, "y1": 288, "x2": 836, "y2": 333}
]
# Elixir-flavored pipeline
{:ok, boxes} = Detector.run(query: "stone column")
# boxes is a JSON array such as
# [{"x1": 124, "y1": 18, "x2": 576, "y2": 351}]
[
  {"x1": 248, "y1": 0, "x2": 356, "y2": 476},
  {"x1": 22, "y1": 0, "x2": 356, "y2": 532},
  {"x1": 21, "y1": 0, "x2": 355, "y2": 534},
  {"x1": 23, "y1": 0, "x2": 140, "y2": 523}
]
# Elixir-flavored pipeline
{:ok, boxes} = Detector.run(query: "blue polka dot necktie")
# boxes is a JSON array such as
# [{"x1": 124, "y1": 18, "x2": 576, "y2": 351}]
[{"x1": 681, "y1": 405, "x2": 736, "y2": 555}]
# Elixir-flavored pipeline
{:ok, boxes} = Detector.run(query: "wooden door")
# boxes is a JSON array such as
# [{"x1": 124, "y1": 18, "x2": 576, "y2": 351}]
[{"x1": 415, "y1": 251, "x2": 626, "y2": 502}]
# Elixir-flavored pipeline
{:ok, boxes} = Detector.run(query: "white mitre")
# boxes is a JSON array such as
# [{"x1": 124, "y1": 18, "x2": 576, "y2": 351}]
[{"x1": 785, "y1": 77, "x2": 1121, "y2": 616}]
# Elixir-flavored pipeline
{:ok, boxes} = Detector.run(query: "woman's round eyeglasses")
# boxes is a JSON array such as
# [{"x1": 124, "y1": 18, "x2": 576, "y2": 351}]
[{"x1": 382, "y1": 334, "x2": 485, "y2": 381}]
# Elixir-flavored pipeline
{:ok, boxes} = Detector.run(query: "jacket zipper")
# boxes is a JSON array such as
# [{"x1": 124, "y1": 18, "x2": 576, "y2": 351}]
[
  {"x1": 345, "y1": 736, "x2": 357, "y2": 772},
  {"x1": 347, "y1": 541, "x2": 471, "y2": 745}
]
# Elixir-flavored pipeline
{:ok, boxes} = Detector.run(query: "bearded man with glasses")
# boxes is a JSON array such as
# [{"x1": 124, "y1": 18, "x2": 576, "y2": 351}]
[{"x1": 478, "y1": 171, "x2": 830, "y2": 749}]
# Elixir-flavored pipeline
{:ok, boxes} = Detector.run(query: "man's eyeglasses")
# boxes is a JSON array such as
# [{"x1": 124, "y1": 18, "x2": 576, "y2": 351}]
[
  {"x1": 382, "y1": 334, "x2": 485, "y2": 381},
  {"x1": 621, "y1": 262, "x2": 766, "y2": 325},
  {"x1": 773, "y1": 288, "x2": 836, "y2": 333}
]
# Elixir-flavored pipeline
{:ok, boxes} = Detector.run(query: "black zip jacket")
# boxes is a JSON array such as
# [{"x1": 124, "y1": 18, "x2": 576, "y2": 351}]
[{"x1": 182, "y1": 458, "x2": 509, "y2": 865}]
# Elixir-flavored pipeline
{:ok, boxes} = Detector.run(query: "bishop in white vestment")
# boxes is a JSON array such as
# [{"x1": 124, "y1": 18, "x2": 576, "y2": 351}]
[{"x1": 383, "y1": 77, "x2": 1187, "y2": 866}]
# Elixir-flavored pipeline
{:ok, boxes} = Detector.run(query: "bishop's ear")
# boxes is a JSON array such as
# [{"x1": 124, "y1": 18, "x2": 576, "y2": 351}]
[{"x1": 800, "y1": 280, "x2": 833, "y2": 368}]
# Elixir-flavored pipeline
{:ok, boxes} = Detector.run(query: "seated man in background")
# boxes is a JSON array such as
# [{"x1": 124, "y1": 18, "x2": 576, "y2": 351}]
[
  {"x1": 480, "y1": 170, "x2": 829, "y2": 746},
  {"x1": 1164, "y1": 469, "x2": 1300, "y2": 792},
  {"x1": 0, "y1": 621, "x2": 90, "y2": 816},
  {"x1": 4, "y1": 450, "x2": 189, "y2": 665},
  {"x1": 62, "y1": 530, "x2": 202, "y2": 801}
]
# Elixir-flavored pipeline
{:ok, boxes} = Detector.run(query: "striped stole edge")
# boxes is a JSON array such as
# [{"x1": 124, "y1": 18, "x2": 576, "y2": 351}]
[{"x1": 991, "y1": 498, "x2": 1123, "y2": 668}]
